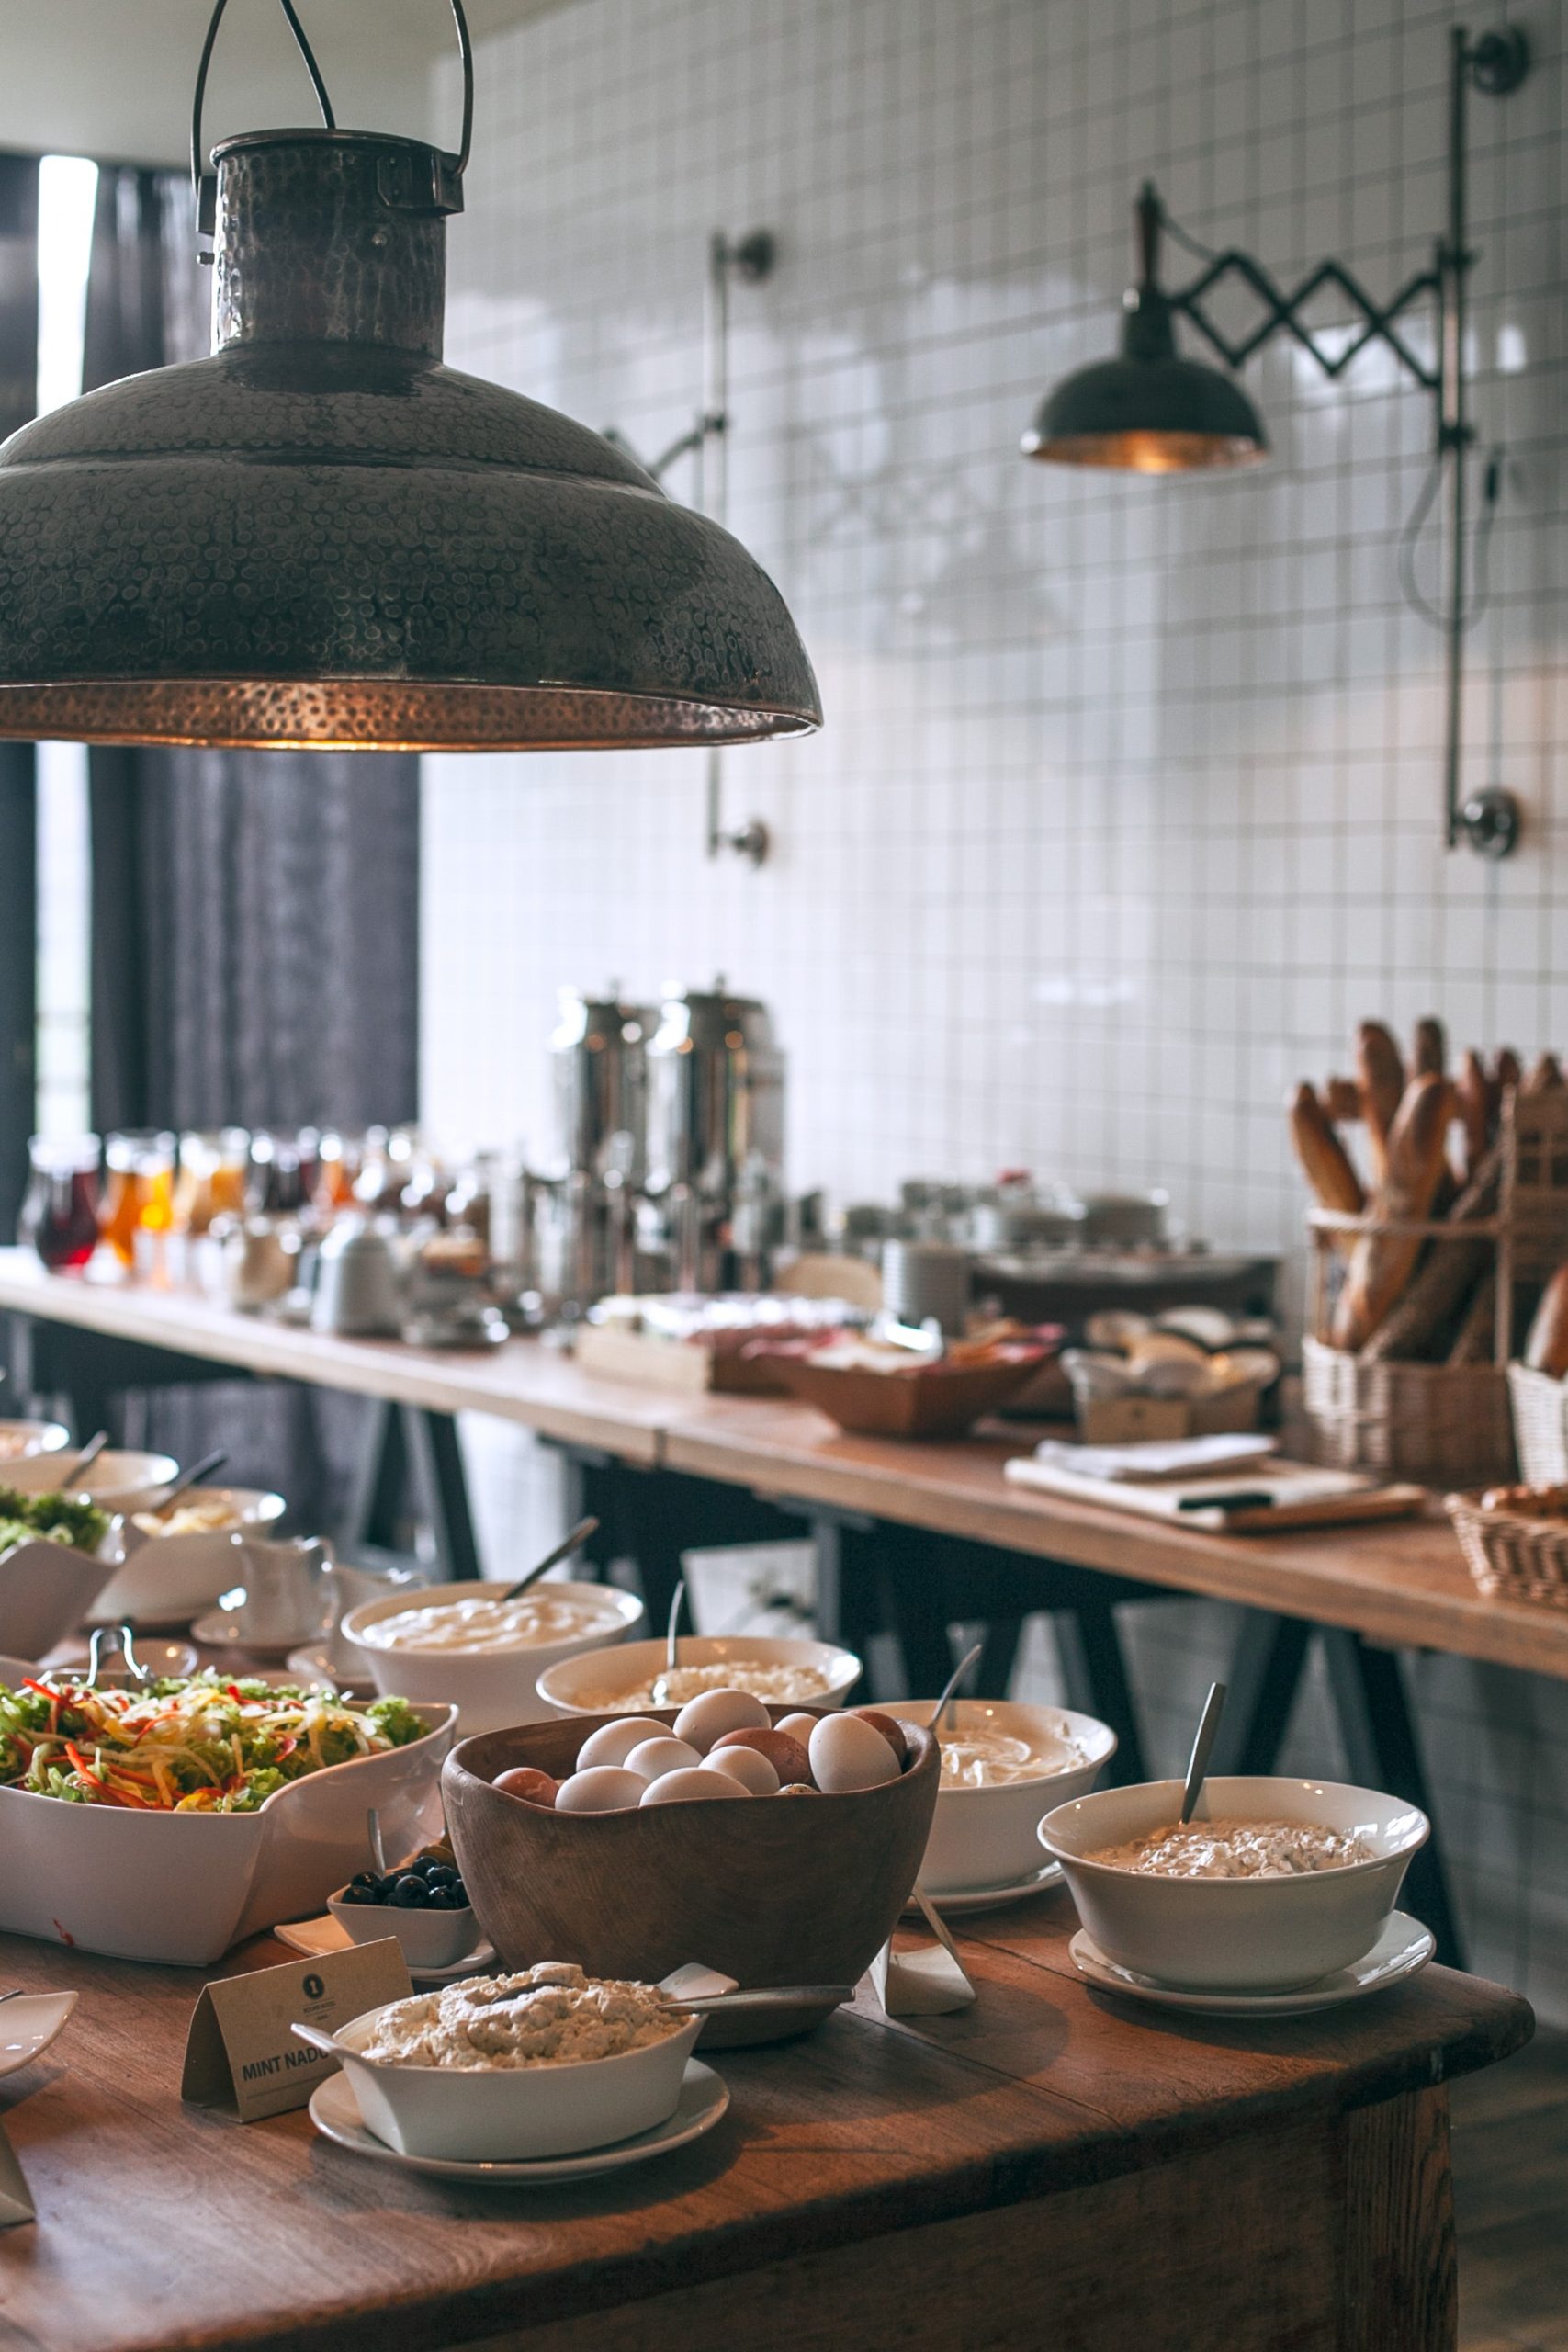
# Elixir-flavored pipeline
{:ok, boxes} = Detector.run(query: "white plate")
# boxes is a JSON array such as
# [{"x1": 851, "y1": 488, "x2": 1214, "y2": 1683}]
[
  {"x1": 904, "y1": 1860, "x2": 1064, "y2": 1918},
  {"x1": 0, "y1": 1991, "x2": 77, "y2": 2076},
  {"x1": 273, "y1": 1914, "x2": 497, "y2": 1986},
  {"x1": 1067, "y1": 1911, "x2": 1436, "y2": 2018},
  {"x1": 308, "y1": 2058, "x2": 728, "y2": 2182},
  {"x1": 191, "y1": 1609, "x2": 323, "y2": 1663},
  {"x1": 284, "y1": 1644, "x2": 343, "y2": 1690}
]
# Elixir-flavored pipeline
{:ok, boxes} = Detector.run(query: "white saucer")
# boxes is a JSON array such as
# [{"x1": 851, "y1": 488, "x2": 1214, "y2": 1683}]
[
  {"x1": 191, "y1": 1609, "x2": 325, "y2": 1663},
  {"x1": 0, "y1": 1991, "x2": 76, "y2": 2077},
  {"x1": 273, "y1": 1914, "x2": 497, "y2": 1986},
  {"x1": 1068, "y1": 1911, "x2": 1436, "y2": 2018},
  {"x1": 906, "y1": 1860, "x2": 1064, "y2": 1919},
  {"x1": 308, "y1": 2059, "x2": 728, "y2": 2182},
  {"x1": 284, "y1": 1644, "x2": 342, "y2": 1690}
]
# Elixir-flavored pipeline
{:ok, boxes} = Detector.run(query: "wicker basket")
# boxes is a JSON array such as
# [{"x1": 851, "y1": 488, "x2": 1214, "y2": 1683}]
[
  {"x1": 1302, "y1": 1337, "x2": 1516, "y2": 1487},
  {"x1": 1506, "y1": 1362, "x2": 1568, "y2": 1487},
  {"x1": 1446, "y1": 1490, "x2": 1568, "y2": 1609}
]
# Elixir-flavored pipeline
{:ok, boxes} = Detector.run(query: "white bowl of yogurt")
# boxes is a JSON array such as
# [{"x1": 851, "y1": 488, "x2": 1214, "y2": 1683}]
[
  {"x1": 899, "y1": 1698, "x2": 1116, "y2": 1894},
  {"x1": 340, "y1": 1579, "x2": 645, "y2": 1734},
  {"x1": 1038, "y1": 1775, "x2": 1429, "y2": 1993},
  {"x1": 310, "y1": 1964, "x2": 703, "y2": 2162},
  {"x1": 536, "y1": 1633, "x2": 862, "y2": 1720}
]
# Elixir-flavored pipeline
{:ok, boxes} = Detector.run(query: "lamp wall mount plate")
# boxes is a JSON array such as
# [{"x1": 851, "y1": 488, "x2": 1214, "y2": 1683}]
[
  {"x1": 1023, "y1": 24, "x2": 1529, "y2": 857},
  {"x1": 0, "y1": 0, "x2": 820, "y2": 755}
]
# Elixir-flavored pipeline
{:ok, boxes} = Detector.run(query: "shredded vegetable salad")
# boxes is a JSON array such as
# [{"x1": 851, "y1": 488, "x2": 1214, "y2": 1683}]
[
  {"x1": 0, "y1": 1486, "x2": 109, "y2": 1560},
  {"x1": 0, "y1": 1673, "x2": 424, "y2": 1812}
]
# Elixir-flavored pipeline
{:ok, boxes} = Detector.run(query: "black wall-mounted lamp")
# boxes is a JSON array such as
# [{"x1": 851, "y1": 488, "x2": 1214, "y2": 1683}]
[{"x1": 1023, "y1": 25, "x2": 1530, "y2": 859}]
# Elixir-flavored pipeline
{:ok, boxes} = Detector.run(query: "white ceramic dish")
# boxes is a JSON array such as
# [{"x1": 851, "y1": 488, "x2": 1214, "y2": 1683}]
[
  {"x1": 1068, "y1": 1912, "x2": 1436, "y2": 2018},
  {"x1": 341, "y1": 1579, "x2": 647, "y2": 1735},
  {"x1": 0, "y1": 1991, "x2": 77, "y2": 2076},
  {"x1": 310, "y1": 1996, "x2": 705, "y2": 2162},
  {"x1": 190, "y1": 1606, "x2": 322, "y2": 1663},
  {"x1": 2, "y1": 1450, "x2": 178, "y2": 1518},
  {"x1": 0, "y1": 1526, "x2": 124, "y2": 1658},
  {"x1": 537, "y1": 1632, "x2": 861, "y2": 1718},
  {"x1": 89, "y1": 1488, "x2": 288, "y2": 1624},
  {"x1": 0, "y1": 1420, "x2": 69, "y2": 1464},
  {"x1": 904, "y1": 1859, "x2": 1064, "y2": 1918},
  {"x1": 899, "y1": 1698, "x2": 1115, "y2": 1894},
  {"x1": 274, "y1": 1913, "x2": 497, "y2": 1985},
  {"x1": 0, "y1": 1701, "x2": 456, "y2": 1964},
  {"x1": 285, "y1": 1644, "x2": 342, "y2": 1690},
  {"x1": 328, "y1": 1884, "x2": 480, "y2": 1972},
  {"x1": 308, "y1": 2057, "x2": 727, "y2": 2181},
  {"x1": 1039, "y1": 1775, "x2": 1428, "y2": 1994}
]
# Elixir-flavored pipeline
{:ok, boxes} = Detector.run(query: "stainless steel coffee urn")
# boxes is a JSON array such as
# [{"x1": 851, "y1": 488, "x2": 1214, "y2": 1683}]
[
  {"x1": 644, "y1": 981, "x2": 785, "y2": 1291},
  {"x1": 535, "y1": 988, "x2": 653, "y2": 1308}
]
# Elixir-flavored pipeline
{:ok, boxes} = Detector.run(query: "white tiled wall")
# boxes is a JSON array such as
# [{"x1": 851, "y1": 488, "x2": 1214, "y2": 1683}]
[{"x1": 421, "y1": 0, "x2": 1568, "y2": 2017}]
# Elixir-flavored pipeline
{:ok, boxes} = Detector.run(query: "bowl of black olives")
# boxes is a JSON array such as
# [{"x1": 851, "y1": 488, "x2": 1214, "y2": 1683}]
[{"x1": 327, "y1": 1841, "x2": 479, "y2": 1970}]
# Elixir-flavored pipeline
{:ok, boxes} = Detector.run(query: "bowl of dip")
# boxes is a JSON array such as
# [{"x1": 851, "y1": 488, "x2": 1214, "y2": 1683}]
[
  {"x1": 0, "y1": 1420, "x2": 69, "y2": 1463},
  {"x1": 341, "y1": 1579, "x2": 646, "y2": 1734},
  {"x1": 88, "y1": 1487, "x2": 287, "y2": 1625},
  {"x1": 536, "y1": 1634, "x2": 862, "y2": 1719},
  {"x1": 307, "y1": 1964, "x2": 704, "y2": 2161},
  {"x1": 898, "y1": 1698, "x2": 1116, "y2": 1894},
  {"x1": 1038, "y1": 1776, "x2": 1429, "y2": 1993}
]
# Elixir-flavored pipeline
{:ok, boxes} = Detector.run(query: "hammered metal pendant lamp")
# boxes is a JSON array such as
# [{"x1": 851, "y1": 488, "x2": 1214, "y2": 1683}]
[{"x1": 0, "y1": 0, "x2": 820, "y2": 752}]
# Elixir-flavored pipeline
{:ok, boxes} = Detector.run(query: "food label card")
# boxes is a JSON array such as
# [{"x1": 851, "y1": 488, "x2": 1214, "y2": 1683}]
[{"x1": 182, "y1": 1940, "x2": 412, "y2": 2121}]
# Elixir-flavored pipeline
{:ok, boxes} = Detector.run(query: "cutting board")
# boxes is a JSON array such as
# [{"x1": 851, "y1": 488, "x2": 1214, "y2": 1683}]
[{"x1": 1003, "y1": 1455, "x2": 1428, "y2": 1532}]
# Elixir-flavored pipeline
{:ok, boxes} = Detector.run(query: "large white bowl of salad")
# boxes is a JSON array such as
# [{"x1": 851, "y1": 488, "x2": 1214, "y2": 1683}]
[{"x1": 0, "y1": 1671, "x2": 456, "y2": 1964}]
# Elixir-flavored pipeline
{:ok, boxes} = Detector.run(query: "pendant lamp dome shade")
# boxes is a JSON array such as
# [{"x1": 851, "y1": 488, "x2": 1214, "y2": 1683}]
[
  {"x1": 0, "y1": 123, "x2": 820, "y2": 751},
  {"x1": 1022, "y1": 185, "x2": 1268, "y2": 475}
]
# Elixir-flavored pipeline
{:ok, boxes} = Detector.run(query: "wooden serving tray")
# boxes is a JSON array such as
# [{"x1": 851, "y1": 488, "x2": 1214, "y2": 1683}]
[{"x1": 1003, "y1": 1455, "x2": 1427, "y2": 1532}]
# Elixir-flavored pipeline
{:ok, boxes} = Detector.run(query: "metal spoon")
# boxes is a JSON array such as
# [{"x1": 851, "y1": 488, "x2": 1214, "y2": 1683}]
[
  {"x1": 63, "y1": 1430, "x2": 108, "y2": 1487},
  {"x1": 1179, "y1": 1680, "x2": 1227, "y2": 1825},
  {"x1": 932, "y1": 1640, "x2": 984, "y2": 1732},
  {"x1": 152, "y1": 1448, "x2": 230, "y2": 1513},
  {"x1": 666, "y1": 1577, "x2": 686, "y2": 1673},
  {"x1": 500, "y1": 1515, "x2": 600, "y2": 1603}
]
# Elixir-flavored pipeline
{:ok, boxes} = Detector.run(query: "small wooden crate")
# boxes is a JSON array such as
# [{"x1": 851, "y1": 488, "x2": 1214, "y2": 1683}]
[{"x1": 1446, "y1": 1491, "x2": 1568, "y2": 1610}]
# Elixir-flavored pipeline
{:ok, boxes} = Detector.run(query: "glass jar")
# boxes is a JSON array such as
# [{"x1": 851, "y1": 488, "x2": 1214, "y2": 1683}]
[
  {"x1": 100, "y1": 1130, "x2": 175, "y2": 1264},
  {"x1": 19, "y1": 1136, "x2": 100, "y2": 1270}
]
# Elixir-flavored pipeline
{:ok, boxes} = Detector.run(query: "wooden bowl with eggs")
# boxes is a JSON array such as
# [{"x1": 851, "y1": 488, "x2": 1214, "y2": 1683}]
[{"x1": 442, "y1": 1707, "x2": 939, "y2": 2045}]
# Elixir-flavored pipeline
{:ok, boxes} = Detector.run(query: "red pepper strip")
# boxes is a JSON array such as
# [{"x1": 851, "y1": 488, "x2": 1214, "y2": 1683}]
[
  {"x1": 227, "y1": 1685, "x2": 244, "y2": 1702},
  {"x1": 63, "y1": 1741, "x2": 106, "y2": 1789}
]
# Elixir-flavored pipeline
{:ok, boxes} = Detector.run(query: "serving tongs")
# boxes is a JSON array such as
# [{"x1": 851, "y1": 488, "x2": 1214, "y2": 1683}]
[{"x1": 84, "y1": 1623, "x2": 149, "y2": 1689}]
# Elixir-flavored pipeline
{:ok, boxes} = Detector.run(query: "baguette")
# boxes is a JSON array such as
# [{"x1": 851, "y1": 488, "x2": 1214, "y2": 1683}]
[
  {"x1": 1325, "y1": 1076, "x2": 1361, "y2": 1125},
  {"x1": 1454, "y1": 1049, "x2": 1492, "y2": 1178},
  {"x1": 1524, "y1": 1262, "x2": 1568, "y2": 1379},
  {"x1": 1496, "y1": 1047, "x2": 1523, "y2": 1096},
  {"x1": 1331, "y1": 1074, "x2": 1455, "y2": 1351},
  {"x1": 1356, "y1": 1022, "x2": 1405, "y2": 1183},
  {"x1": 1414, "y1": 1015, "x2": 1447, "y2": 1077},
  {"x1": 1288, "y1": 1083, "x2": 1364, "y2": 1220},
  {"x1": 1447, "y1": 1273, "x2": 1497, "y2": 1364},
  {"x1": 1525, "y1": 1051, "x2": 1564, "y2": 1095},
  {"x1": 1359, "y1": 1143, "x2": 1500, "y2": 1362}
]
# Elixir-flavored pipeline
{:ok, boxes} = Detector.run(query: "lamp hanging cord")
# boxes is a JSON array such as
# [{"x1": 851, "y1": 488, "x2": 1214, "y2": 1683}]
[
  {"x1": 190, "y1": 0, "x2": 337, "y2": 200},
  {"x1": 1400, "y1": 442, "x2": 1503, "y2": 633}
]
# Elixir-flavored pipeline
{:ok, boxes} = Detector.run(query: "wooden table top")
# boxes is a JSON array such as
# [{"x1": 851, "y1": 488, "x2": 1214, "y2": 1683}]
[
  {"x1": 0, "y1": 1897, "x2": 1530, "y2": 2352},
  {"x1": 4, "y1": 1250, "x2": 1566, "y2": 1680}
]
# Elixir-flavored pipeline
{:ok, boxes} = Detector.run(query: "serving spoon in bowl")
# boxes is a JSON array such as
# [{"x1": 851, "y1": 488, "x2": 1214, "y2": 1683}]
[
  {"x1": 499, "y1": 1516, "x2": 600, "y2": 1604},
  {"x1": 1179, "y1": 1680, "x2": 1228, "y2": 1825}
]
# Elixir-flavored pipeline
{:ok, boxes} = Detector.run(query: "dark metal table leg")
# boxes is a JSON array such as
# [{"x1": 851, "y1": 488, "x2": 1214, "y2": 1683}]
[
  {"x1": 1052, "y1": 1600, "x2": 1148, "y2": 1785},
  {"x1": 1211, "y1": 1611, "x2": 1314, "y2": 1775},
  {"x1": 401, "y1": 1408, "x2": 481, "y2": 1583},
  {"x1": 973, "y1": 1614, "x2": 1025, "y2": 1699},
  {"x1": 1322, "y1": 1628, "x2": 1464, "y2": 1969}
]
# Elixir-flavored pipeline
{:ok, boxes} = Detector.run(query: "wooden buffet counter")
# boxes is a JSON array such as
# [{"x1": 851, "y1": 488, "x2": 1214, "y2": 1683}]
[{"x1": 0, "y1": 1898, "x2": 1529, "y2": 2352}]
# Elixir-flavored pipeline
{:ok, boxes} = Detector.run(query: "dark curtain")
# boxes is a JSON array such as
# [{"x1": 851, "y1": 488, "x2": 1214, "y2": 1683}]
[
  {"x1": 0, "y1": 156, "x2": 39, "y2": 1236},
  {"x1": 84, "y1": 169, "x2": 421, "y2": 1528}
]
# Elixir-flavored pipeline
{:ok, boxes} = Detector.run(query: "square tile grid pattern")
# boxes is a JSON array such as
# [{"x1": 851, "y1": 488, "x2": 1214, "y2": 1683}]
[{"x1": 421, "y1": 0, "x2": 1568, "y2": 2019}]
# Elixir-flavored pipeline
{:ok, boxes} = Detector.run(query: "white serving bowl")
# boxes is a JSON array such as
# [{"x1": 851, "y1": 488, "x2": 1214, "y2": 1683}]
[
  {"x1": 88, "y1": 1488, "x2": 288, "y2": 1624},
  {"x1": 319, "y1": 1998, "x2": 703, "y2": 2162},
  {"x1": 2, "y1": 1449, "x2": 178, "y2": 1518},
  {"x1": 0, "y1": 1525, "x2": 124, "y2": 1657},
  {"x1": 0, "y1": 1701, "x2": 456, "y2": 1964},
  {"x1": 328, "y1": 1885, "x2": 480, "y2": 1972},
  {"x1": 1038, "y1": 1775, "x2": 1428, "y2": 1993},
  {"x1": 899, "y1": 1698, "x2": 1116, "y2": 1894},
  {"x1": 341, "y1": 1579, "x2": 646, "y2": 1735},
  {"x1": 537, "y1": 1633, "x2": 862, "y2": 1719},
  {"x1": 0, "y1": 1419, "x2": 69, "y2": 1464}
]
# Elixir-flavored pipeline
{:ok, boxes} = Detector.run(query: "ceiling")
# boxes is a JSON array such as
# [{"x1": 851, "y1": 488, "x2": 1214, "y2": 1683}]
[{"x1": 0, "y1": 0, "x2": 564, "y2": 170}]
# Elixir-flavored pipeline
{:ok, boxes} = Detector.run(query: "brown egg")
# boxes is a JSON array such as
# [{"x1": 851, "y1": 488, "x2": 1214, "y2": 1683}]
[
  {"x1": 850, "y1": 1707, "x2": 909, "y2": 1769},
  {"x1": 778, "y1": 1782, "x2": 819, "y2": 1796},
  {"x1": 712, "y1": 1726, "x2": 812, "y2": 1786},
  {"x1": 492, "y1": 1766, "x2": 560, "y2": 1809}
]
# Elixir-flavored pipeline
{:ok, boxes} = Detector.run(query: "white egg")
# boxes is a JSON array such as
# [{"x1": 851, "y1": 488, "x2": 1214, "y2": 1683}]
[
  {"x1": 576, "y1": 1716, "x2": 668, "y2": 1771},
  {"x1": 672, "y1": 1686, "x2": 772, "y2": 1754},
  {"x1": 554, "y1": 1766, "x2": 648, "y2": 1813},
  {"x1": 775, "y1": 1711, "x2": 820, "y2": 1746},
  {"x1": 702, "y1": 1746, "x2": 780, "y2": 1795},
  {"x1": 808, "y1": 1712, "x2": 902, "y2": 1794},
  {"x1": 623, "y1": 1736, "x2": 703, "y2": 1783},
  {"x1": 640, "y1": 1767, "x2": 750, "y2": 1804}
]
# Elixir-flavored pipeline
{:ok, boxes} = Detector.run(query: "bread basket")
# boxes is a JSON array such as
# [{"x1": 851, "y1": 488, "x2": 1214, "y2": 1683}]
[
  {"x1": 1445, "y1": 1490, "x2": 1568, "y2": 1610},
  {"x1": 1506, "y1": 1363, "x2": 1568, "y2": 1487},
  {"x1": 1302, "y1": 1338, "x2": 1515, "y2": 1487}
]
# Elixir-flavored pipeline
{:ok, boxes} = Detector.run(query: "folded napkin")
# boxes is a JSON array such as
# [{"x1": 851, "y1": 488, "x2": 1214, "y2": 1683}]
[
  {"x1": 868, "y1": 1886, "x2": 976, "y2": 2016},
  {"x1": 0, "y1": 2122, "x2": 35, "y2": 2227}
]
